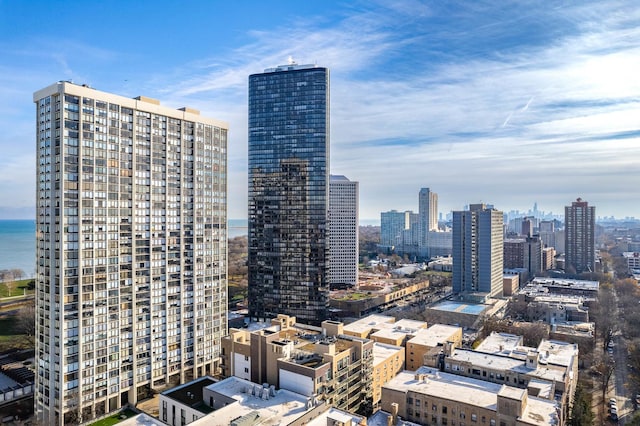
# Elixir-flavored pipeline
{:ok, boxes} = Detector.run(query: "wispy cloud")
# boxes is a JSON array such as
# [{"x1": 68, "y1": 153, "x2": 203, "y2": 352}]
[{"x1": 0, "y1": 0, "x2": 638, "y2": 219}]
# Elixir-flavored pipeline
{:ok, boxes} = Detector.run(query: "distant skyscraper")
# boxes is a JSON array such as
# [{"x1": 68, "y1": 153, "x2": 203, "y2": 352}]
[
  {"x1": 418, "y1": 188, "x2": 438, "y2": 257},
  {"x1": 521, "y1": 217, "x2": 534, "y2": 237},
  {"x1": 328, "y1": 175, "x2": 359, "y2": 289},
  {"x1": 248, "y1": 62, "x2": 329, "y2": 325},
  {"x1": 34, "y1": 82, "x2": 228, "y2": 424},
  {"x1": 380, "y1": 210, "x2": 412, "y2": 250},
  {"x1": 419, "y1": 188, "x2": 438, "y2": 238},
  {"x1": 565, "y1": 198, "x2": 596, "y2": 273},
  {"x1": 453, "y1": 204, "x2": 504, "y2": 298}
]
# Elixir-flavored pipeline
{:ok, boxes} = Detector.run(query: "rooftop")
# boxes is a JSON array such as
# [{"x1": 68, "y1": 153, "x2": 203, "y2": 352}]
[
  {"x1": 408, "y1": 324, "x2": 461, "y2": 348},
  {"x1": 452, "y1": 348, "x2": 566, "y2": 384},
  {"x1": 475, "y1": 332, "x2": 523, "y2": 354},
  {"x1": 162, "y1": 377, "x2": 216, "y2": 414},
  {"x1": 537, "y1": 340, "x2": 578, "y2": 368},
  {"x1": 343, "y1": 314, "x2": 396, "y2": 336},
  {"x1": 368, "y1": 410, "x2": 421, "y2": 426},
  {"x1": 385, "y1": 368, "x2": 558, "y2": 426},
  {"x1": 372, "y1": 324, "x2": 424, "y2": 342},
  {"x1": 373, "y1": 342, "x2": 404, "y2": 367},
  {"x1": 530, "y1": 277, "x2": 599, "y2": 291},
  {"x1": 192, "y1": 376, "x2": 314, "y2": 425},
  {"x1": 118, "y1": 413, "x2": 166, "y2": 426},
  {"x1": 306, "y1": 407, "x2": 365, "y2": 426},
  {"x1": 430, "y1": 300, "x2": 490, "y2": 315}
]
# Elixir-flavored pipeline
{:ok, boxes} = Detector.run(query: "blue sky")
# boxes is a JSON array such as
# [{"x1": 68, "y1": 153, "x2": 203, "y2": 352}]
[{"x1": 1, "y1": 0, "x2": 639, "y2": 220}]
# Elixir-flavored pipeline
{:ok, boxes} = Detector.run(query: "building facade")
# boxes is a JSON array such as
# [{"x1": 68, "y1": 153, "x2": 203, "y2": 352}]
[
  {"x1": 220, "y1": 316, "x2": 374, "y2": 415},
  {"x1": 34, "y1": 82, "x2": 228, "y2": 425},
  {"x1": 504, "y1": 237, "x2": 543, "y2": 279},
  {"x1": 564, "y1": 198, "x2": 595, "y2": 274},
  {"x1": 247, "y1": 62, "x2": 330, "y2": 325},
  {"x1": 380, "y1": 210, "x2": 412, "y2": 251},
  {"x1": 452, "y1": 204, "x2": 504, "y2": 298},
  {"x1": 328, "y1": 175, "x2": 359, "y2": 289},
  {"x1": 418, "y1": 188, "x2": 438, "y2": 245}
]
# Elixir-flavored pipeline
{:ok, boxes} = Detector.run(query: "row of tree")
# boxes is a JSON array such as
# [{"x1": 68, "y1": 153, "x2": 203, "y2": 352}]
[{"x1": 0, "y1": 268, "x2": 24, "y2": 282}]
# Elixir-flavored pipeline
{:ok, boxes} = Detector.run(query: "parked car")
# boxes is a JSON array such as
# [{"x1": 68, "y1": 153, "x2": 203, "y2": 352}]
[
  {"x1": 609, "y1": 398, "x2": 617, "y2": 406},
  {"x1": 611, "y1": 412, "x2": 618, "y2": 422}
]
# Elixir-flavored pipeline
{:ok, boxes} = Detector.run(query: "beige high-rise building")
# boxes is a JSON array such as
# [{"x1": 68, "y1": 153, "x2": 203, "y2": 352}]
[
  {"x1": 34, "y1": 82, "x2": 228, "y2": 425},
  {"x1": 328, "y1": 175, "x2": 359, "y2": 288}
]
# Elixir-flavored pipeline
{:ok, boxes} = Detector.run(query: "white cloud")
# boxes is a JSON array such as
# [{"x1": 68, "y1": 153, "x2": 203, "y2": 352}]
[{"x1": 1, "y1": 0, "x2": 638, "y2": 219}]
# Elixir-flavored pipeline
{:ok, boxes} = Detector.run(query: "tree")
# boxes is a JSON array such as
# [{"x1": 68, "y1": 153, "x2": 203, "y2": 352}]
[
  {"x1": 569, "y1": 384, "x2": 594, "y2": 426},
  {"x1": 590, "y1": 285, "x2": 616, "y2": 349},
  {"x1": 1, "y1": 268, "x2": 25, "y2": 297},
  {"x1": 14, "y1": 303, "x2": 36, "y2": 348},
  {"x1": 594, "y1": 359, "x2": 615, "y2": 402}
]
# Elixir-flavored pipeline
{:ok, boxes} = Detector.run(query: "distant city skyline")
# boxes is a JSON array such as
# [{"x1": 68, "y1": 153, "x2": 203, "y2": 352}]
[{"x1": 1, "y1": 1, "x2": 639, "y2": 220}]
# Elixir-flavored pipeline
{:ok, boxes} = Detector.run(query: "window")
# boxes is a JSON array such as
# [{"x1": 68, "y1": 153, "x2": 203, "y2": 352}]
[
  {"x1": 244, "y1": 367, "x2": 249, "y2": 373},
  {"x1": 471, "y1": 414, "x2": 477, "y2": 422},
  {"x1": 407, "y1": 397, "x2": 413, "y2": 405},
  {"x1": 443, "y1": 406, "x2": 448, "y2": 414},
  {"x1": 490, "y1": 420, "x2": 496, "y2": 426},
  {"x1": 415, "y1": 399, "x2": 421, "y2": 407}
]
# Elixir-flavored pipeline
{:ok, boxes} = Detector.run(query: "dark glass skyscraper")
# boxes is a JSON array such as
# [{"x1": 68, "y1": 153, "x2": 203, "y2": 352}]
[{"x1": 248, "y1": 62, "x2": 329, "y2": 325}]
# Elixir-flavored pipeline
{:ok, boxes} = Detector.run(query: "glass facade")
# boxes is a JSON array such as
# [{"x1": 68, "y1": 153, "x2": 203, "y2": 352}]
[
  {"x1": 34, "y1": 82, "x2": 228, "y2": 425},
  {"x1": 247, "y1": 64, "x2": 330, "y2": 325}
]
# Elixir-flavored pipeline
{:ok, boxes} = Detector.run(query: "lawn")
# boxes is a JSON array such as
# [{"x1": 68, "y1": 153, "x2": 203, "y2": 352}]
[
  {"x1": 0, "y1": 317, "x2": 19, "y2": 349},
  {"x1": 88, "y1": 409, "x2": 138, "y2": 426},
  {"x1": 0, "y1": 279, "x2": 35, "y2": 298}
]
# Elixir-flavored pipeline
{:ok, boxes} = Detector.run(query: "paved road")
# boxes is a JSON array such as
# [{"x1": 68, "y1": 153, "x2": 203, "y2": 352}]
[{"x1": 611, "y1": 286, "x2": 633, "y2": 424}]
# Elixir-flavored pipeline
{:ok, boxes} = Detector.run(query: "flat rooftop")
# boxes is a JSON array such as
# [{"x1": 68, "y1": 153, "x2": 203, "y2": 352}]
[
  {"x1": 118, "y1": 413, "x2": 166, "y2": 426},
  {"x1": 162, "y1": 377, "x2": 216, "y2": 414},
  {"x1": 475, "y1": 332, "x2": 523, "y2": 354},
  {"x1": 385, "y1": 368, "x2": 558, "y2": 426},
  {"x1": 530, "y1": 277, "x2": 599, "y2": 291},
  {"x1": 373, "y1": 342, "x2": 404, "y2": 367},
  {"x1": 448, "y1": 349, "x2": 566, "y2": 384},
  {"x1": 343, "y1": 314, "x2": 396, "y2": 336},
  {"x1": 431, "y1": 300, "x2": 490, "y2": 315},
  {"x1": 368, "y1": 410, "x2": 421, "y2": 426},
  {"x1": 192, "y1": 377, "x2": 312, "y2": 425},
  {"x1": 537, "y1": 340, "x2": 578, "y2": 368},
  {"x1": 306, "y1": 407, "x2": 366, "y2": 426},
  {"x1": 408, "y1": 324, "x2": 461, "y2": 348}
]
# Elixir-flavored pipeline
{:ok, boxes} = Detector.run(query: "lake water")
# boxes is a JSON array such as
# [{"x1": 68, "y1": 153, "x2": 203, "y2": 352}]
[{"x1": 0, "y1": 218, "x2": 377, "y2": 275}]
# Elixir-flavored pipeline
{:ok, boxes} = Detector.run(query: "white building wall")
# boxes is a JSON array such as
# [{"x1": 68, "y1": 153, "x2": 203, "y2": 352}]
[
  {"x1": 279, "y1": 370, "x2": 314, "y2": 397},
  {"x1": 233, "y1": 353, "x2": 251, "y2": 381}
]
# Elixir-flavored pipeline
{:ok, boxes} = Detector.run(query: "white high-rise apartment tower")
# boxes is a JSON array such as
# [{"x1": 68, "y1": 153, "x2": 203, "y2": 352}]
[
  {"x1": 328, "y1": 175, "x2": 359, "y2": 288},
  {"x1": 419, "y1": 188, "x2": 438, "y2": 247},
  {"x1": 34, "y1": 82, "x2": 228, "y2": 425}
]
